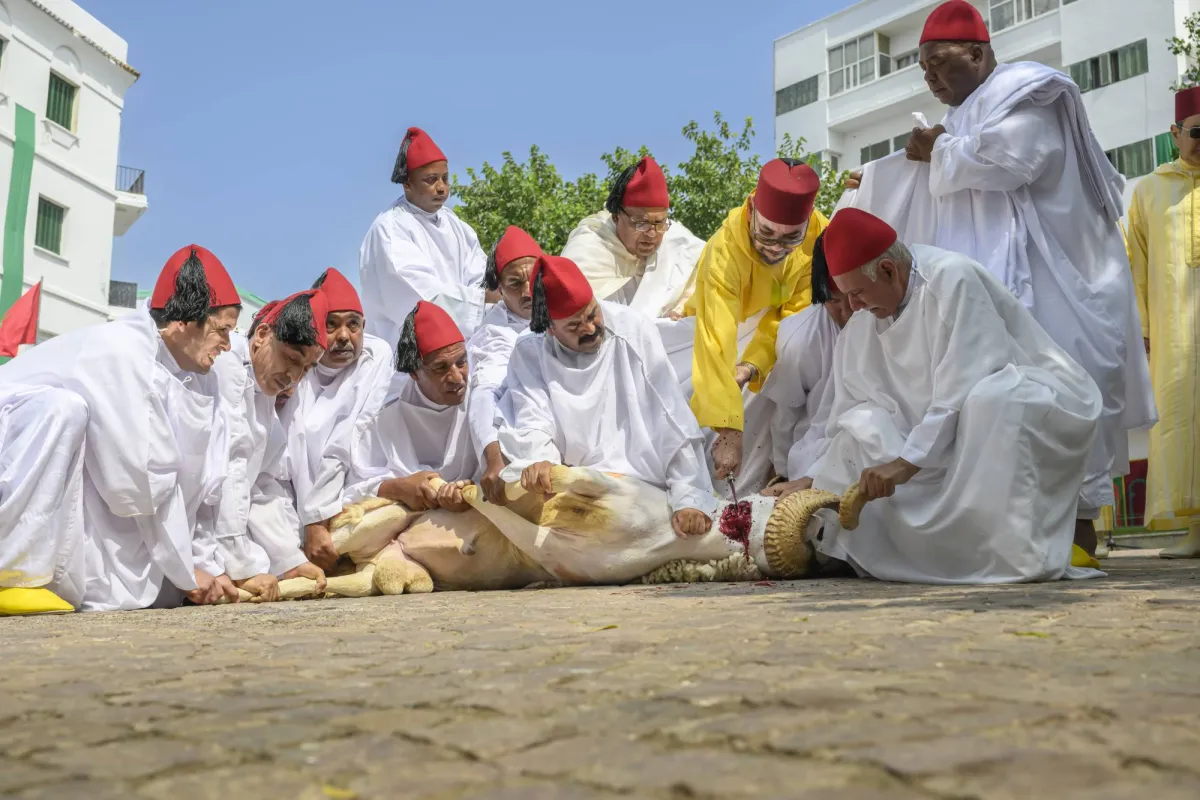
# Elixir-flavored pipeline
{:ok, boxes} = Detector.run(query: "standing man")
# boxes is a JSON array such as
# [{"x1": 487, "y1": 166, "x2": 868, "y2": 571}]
[
  {"x1": 0, "y1": 245, "x2": 243, "y2": 613},
  {"x1": 359, "y1": 126, "x2": 490, "y2": 343},
  {"x1": 562, "y1": 156, "x2": 704, "y2": 318},
  {"x1": 686, "y1": 159, "x2": 827, "y2": 495},
  {"x1": 284, "y1": 269, "x2": 394, "y2": 572},
  {"x1": 469, "y1": 225, "x2": 542, "y2": 504},
  {"x1": 1126, "y1": 86, "x2": 1200, "y2": 558},
  {"x1": 846, "y1": 0, "x2": 1156, "y2": 554},
  {"x1": 499, "y1": 255, "x2": 718, "y2": 538}
]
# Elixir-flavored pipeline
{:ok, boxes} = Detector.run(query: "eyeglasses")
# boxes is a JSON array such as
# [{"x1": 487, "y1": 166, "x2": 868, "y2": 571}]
[
  {"x1": 750, "y1": 210, "x2": 808, "y2": 250},
  {"x1": 621, "y1": 210, "x2": 671, "y2": 234},
  {"x1": 1178, "y1": 124, "x2": 1200, "y2": 140}
]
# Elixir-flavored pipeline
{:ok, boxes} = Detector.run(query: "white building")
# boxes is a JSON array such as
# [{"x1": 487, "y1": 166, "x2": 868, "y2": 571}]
[
  {"x1": 774, "y1": 0, "x2": 1198, "y2": 203},
  {"x1": 0, "y1": 0, "x2": 146, "y2": 341}
]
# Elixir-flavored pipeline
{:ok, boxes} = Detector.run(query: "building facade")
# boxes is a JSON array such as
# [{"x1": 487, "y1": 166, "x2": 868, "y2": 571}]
[
  {"x1": 774, "y1": 0, "x2": 1198, "y2": 206},
  {"x1": 0, "y1": 0, "x2": 146, "y2": 341}
]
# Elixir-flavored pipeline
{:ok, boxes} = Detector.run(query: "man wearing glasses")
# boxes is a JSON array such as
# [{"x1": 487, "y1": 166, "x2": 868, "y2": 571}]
[
  {"x1": 1125, "y1": 85, "x2": 1200, "y2": 559},
  {"x1": 562, "y1": 156, "x2": 704, "y2": 319},
  {"x1": 843, "y1": 0, "x2": 1155, "y2": 559},
  {"x1": 684, "y1": 158, "x2": 827, "y2": 497}
]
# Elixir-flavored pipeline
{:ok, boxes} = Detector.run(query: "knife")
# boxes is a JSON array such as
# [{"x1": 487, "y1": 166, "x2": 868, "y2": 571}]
[{"x1": 726, "y1": 477, "x2": 740, "y2": 506}]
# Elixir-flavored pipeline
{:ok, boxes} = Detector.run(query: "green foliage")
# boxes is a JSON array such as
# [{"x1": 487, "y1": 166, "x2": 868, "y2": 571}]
[
  {"x1": 452, "y1": 113, "x2": 847, "y2": 253},
  {"x1": 1168, "y1": 13, "x2": 1200, "y2": 91}
]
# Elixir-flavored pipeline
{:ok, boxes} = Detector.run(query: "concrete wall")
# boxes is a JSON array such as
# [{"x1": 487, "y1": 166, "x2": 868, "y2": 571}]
[{"x1": 0, "y1": 0, "x2": 136, "y2": 337}]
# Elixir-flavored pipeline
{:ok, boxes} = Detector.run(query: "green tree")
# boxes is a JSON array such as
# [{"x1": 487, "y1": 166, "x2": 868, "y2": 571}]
[
  {"x1": 1168, "y1": 13, "x2": 1200, "y2": 91},
  {"x1": 452, "y1": 113, "x2": 847, "y2": 252}
]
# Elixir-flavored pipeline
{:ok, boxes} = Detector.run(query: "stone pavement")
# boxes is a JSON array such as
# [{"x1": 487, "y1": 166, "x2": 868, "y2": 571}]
[{"x1": 2, "y1": 552, "x2": 1198, "y2": 800}]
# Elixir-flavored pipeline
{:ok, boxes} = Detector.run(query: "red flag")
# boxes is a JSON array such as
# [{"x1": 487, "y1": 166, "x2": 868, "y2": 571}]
[{"x1": 0, "y1": 281, "x2": 42, "y2": 357}]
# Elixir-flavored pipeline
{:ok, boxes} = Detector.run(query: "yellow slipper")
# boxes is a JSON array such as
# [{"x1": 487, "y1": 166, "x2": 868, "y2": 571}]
[
  {"x1": 0, "y1": 587, "x2": 75, "y2": 616},
  {"x1": 1070, "y1": 544, "x2": 1101, "y2": 570}
]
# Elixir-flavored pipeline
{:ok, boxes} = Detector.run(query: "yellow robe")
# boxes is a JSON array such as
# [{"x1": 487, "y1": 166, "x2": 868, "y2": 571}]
[
  {"x1": 1125, "y1": 160, "x2": 1200, "y2": 521},
  {"x1": 683, "y1": 198, "x2": 827, "y2": 431}
]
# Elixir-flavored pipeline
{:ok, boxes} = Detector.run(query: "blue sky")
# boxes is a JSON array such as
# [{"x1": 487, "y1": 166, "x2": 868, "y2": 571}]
[{"x1": 81, "y1": 0, "x2": 845, "y2": 300}]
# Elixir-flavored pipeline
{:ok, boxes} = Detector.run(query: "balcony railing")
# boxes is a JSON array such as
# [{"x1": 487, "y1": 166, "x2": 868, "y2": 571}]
[{"x1": 116, "y1": 165, "x2": 145, "y2": 195}]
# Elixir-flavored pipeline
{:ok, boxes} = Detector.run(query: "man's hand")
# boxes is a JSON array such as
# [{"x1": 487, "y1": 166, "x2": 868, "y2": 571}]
[
  {"x1": 236, "y1": 573, "x2": 282, "y2": 603},
  {"x1": 379, "y1": 471, "x2": 440, "y2": 511},
  {"x1": 761, "y1": 477, "x2": 813, "y2": 499},
  {"x1": 303, "y1": 522, "x2": 339, "y2": 572},
  {"x1": 187, "y1": 570, "x2": 239, "y2": 605},
  {"x1": 481, "y1": 442, "x2": 509, "y2": 506},
  {"x1": 905, "y1": 125, "x2": 946, "y2": 162},
  {"x1": 281, "y1": 561, "x2": 327, "y2": 594},
  {"x1": 845, "y1": 170, "x2": 862, "y2": 190},
  {"x1": 436, "y1": 480, "x2": 473, "y2": 512},
  {"x1": 711, "y1": 427, "x2": 744, "y2": 480},
  {"x1": 671, "y1": 508, "x2": 713, "y2": 538},
  {"x1": 667, "y1": 310, "x2": 684, "y2": 321},
  {"x1": 521, "y1": 461, "x2": 558, "y2": 497},
  {"x1": 734, "y1": 363, "x2": 758, "y2": 389},
  {"x1": 859, "y1": 458, "x2": 920, "y2": 501}
]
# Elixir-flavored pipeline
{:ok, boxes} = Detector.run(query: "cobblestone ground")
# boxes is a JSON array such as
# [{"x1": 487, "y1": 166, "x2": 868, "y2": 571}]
[{"x1": 2, "y1": 551, "x2": 1198, "y2": 800}]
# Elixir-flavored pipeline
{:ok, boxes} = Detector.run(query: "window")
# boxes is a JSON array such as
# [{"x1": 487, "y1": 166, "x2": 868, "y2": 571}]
[
  {"x1": 46, "y1": 73, "x2": 77, "y2": 130},
  {"x1": 829, "y1": 33, "x2": 890, "y2": 96},
  {"x1": 0, "y1": 38, "x2": 6, "y2": 70},
  {"x1": 860, "y1": 139, "x2": 890, "y2": 165},
  {"x1": 1105, "y1": 139, "x2": 1154, "y2": 178},
  {"x1": 35, "y1": 197, "x2": 66, "y2": 254},
  {"x1": 1154, "y1": 132, "x2": 1178, "y2": 165},
  {"x1": 776, "y1": 76, "x2": 819, "y2": 115},
  {"x1": 894, "y1": 50, "x2": 919, "y2": 70},
  {"x1": 990, "y1": 0, "x2": 1060, "y2": 34},
  {"x1": 828, "y1": 153, "x2": 840, "y2": 172},
  {"x1": 893, "y1": 132, "x2": 912, "y2": 152},
  {"x1": 1068, "y1": 39, "x2": 1148, "y2": 94}
]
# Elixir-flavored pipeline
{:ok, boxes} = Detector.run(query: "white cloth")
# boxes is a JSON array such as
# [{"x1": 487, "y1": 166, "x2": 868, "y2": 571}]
[
  {"x1": 561, "y1": 210, "x2": 704, "y2": 317},
  {"x1": 810, "y1": 246, "x2": 1103, "y2": 584},
  {"x1": 346, "y1": 374, "x2": 480, "y2": 502},
  {"x1": 359, "y1": 195, "x2": 488, "y2": 345},
  {"x1": 761, "y1": 305, "x2": 841, "y2": 479},
  {"x1": 0, "y1": 385, "x2": 87, "y2": 605},
  {"x1": 497, "y1": 302, "x2": 718, "y2": 517},
  {"x1": 842, "y1": 62, "x2": 1156, "y2": 510},
  {"x1": 0, "y1": 311, "x2": 228, "y2": 610},
  {"x1": 208, "y1": 334, "x2": 306, "y2": 579},
  {"x1": 284, "y1": 334, "x2": 394, "y2": 525},
  {"x1": 466, "y1": 301, "x2": 529, "y2": 458},
  {"x1": 655, "y1": 311, "x2": 776, "y2": 497}
]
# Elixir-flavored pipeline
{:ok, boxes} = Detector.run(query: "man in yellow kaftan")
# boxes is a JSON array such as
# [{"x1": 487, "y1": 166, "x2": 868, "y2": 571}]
[
  {"x1": 1126, "y1": 86, "x2": 1200, "y2": 557},
  {"x1": 684, "y1": 159, "x2": 827, "y2": 492}
]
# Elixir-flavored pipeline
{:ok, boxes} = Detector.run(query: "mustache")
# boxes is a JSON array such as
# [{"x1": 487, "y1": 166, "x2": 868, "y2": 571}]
[{"x1": 578, "y1": 327, "x2": 605, "y2": 344}]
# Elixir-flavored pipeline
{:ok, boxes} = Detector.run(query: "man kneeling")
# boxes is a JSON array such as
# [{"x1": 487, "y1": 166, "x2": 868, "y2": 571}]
[
  {"x1": 807, "y1": 209, "x2": 1102, "y2": 584},
  {"x1": 498, "y1": 254, "x2": 717, "y2": 537}
]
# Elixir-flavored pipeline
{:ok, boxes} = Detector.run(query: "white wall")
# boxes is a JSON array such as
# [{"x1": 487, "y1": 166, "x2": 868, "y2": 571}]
[{"x1": 0, "y1": 0, "x2": 136, "y2": 337}]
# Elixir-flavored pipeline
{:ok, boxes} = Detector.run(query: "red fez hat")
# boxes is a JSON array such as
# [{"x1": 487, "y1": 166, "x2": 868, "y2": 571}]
[
  {"x1": 252, "y1": 300, "x2": 281, "y2": 329},
  {"x1": 754, "y1": 160, "x2": 820, "y2": 226},
  {"x1": 533, "y1": 255, "x2": 594, "y2": 321},
  {"x1": 261, "y1": 289, "x2": 330, "y2": 350},
  {"x1": 412, "y1": 300, "x2": 464, "y2": 356},
  {"x1": 1176, "y1": 87, "x2": 1200, "y2": 123},
  {"x1": 823, "y1": 209, "x2": 898, "y2": 277},
  {"x1": 150, "y1": 244, "x2": 241, "y2": 309},
  {"x1": 317, "y1": 268, "x2": 362, "y2": 314},
  {"x1": 920, "y1": 0, "x2": 990, "y2": 45},
  {"x1": 494, "y1": 226, "x2": 543, "y2": 274},
  {"x1": 622, "y1": 156, "x2": 670, "y2": 208},
  {"x1": 404, "y1": 127, "x2": 447, "y2": 172}
]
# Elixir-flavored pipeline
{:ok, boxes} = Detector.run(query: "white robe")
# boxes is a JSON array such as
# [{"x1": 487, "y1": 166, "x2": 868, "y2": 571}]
[
  {"x1": 561, "y1": 210, "x2": 704, "y2": 317},
  {"x1": 358, "y1": 195, "x2": 488, "y2": 345},
  {"x1": 0, "y1": 311, "x2": 228, "y2": 610},
  {"x1": 346, "y1": 374, "x2": 480, "y2": 502},
  {"x1": 841, "y1": 62, "x2": 1156, "y2": 512},
  {"x1": 497, "y1": 302, "x2": 718, "y2": 517},
  {"x1": 761, "y1": 305, "x2": 840, "y2": 480},
  {"x1": 208, "y1": 334, "x2": 307, "y2": 580},
  {"x1": 810, "y1": 246, "x2": 1103, "y2": 584},
  {"x1": 283, "y1": 334, "x2": 394, "y2": 525},
  {"x1": 466, "y1": 301, "x2": 529, "y2": 459}
]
